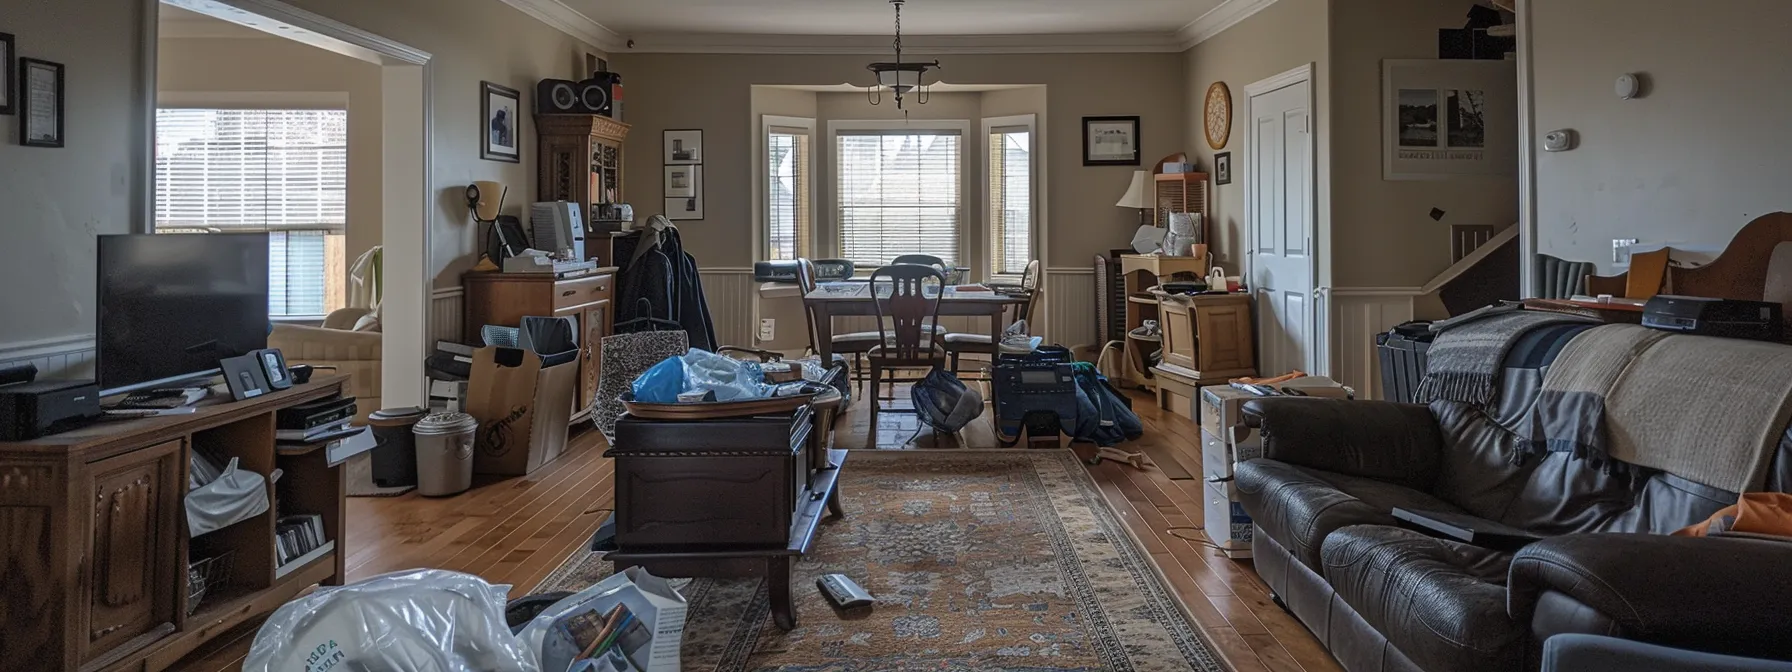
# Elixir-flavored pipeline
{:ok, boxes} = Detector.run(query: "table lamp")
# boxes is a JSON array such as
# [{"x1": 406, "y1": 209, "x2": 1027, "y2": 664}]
[
  {"x1": 1115, "y1": 170, "x2": 1153, "y2": 228},
  {"x1": 466, "y1": 180, "x2": 506, "y2": 224}
]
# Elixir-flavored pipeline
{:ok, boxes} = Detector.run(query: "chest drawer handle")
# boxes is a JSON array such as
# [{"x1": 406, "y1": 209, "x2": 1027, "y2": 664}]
[{"x1": 561, "y1": 290, "x2": 577, "y2": 297}]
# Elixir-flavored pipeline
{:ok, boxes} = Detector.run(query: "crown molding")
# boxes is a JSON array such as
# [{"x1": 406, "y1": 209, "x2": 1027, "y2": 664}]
[
  {"x1": 624, "y1": 31, "x2": 1189, "y2": 54},
  {"x1": 1178, "y1": 0, "x2": 1281, "y2": 49},
  {"x1": 496, "y1": 0, "x2": 626, "y2": 53}
]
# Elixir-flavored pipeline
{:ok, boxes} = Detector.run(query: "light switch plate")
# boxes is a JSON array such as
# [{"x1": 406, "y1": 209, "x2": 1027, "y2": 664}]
[
  {"x1": 1543, "y1": 129, "x2": 1577, "y2": 152},
  {"x1": 758, "y1": 318, "x2": 775, "y2": 341},
  {"x1": 1613, "y1": 238, "x2": 1638, "y2": 265}
]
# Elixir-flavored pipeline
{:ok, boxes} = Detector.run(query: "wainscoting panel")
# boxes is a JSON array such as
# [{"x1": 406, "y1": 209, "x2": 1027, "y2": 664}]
[
  {"x1": 0, "y1": 335, "x2": 97, "y2": 380},
  {"x1": 430, "y1": 287, "x2": 464, "y2": 345},
  {"x1": 1044, "y1": 268, "x2": 1098, "y2": 348},
  {"x1": 701, "y1": 268, "x2": 757, "y2": 348},
  {"x1": 1331, "y1": 288, "x2": 1418, "y2": 400}
]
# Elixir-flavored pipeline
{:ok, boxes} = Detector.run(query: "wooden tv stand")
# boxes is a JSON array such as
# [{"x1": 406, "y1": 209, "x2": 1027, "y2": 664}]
[{"x1": 0, "y1": 375, "x2": 349, "y2": 672}]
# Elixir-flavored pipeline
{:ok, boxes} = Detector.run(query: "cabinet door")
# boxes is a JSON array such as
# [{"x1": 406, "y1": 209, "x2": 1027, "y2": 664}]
[
  {"x1": 84, "y1": 440, "x2": 182, "y2": 661},
  {"x1": 582, "y1": 299, "x2": 612, "y2": 413},
  {"x1": 1195, "y1": 300, "x2": 1255, "y2": 374},
  {"x1": 1158, "y1": 301, "x2": 1197, "y2": 370}
]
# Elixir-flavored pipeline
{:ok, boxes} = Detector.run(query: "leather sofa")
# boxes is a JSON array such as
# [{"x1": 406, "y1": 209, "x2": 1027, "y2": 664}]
[{"x1": 1234, "y1": 392, "x2": 1792, "y2": 672}]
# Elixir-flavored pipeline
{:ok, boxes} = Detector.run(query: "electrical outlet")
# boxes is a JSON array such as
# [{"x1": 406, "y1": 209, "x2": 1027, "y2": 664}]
[
  {"x1": 1613, "y1": 238, "x2": 1638, "y2": 265},
  {"x1": 758, "y1": 318, "x2": 775, "y2": 341}
]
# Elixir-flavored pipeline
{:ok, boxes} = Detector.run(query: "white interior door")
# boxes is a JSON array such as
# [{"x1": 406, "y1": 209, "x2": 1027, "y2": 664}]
[{"x1": 1248, "y1": 75, "x2": 1316, "y2": 377}]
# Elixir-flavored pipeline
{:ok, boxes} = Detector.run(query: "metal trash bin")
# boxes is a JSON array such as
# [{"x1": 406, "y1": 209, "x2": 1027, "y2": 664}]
[
  {"x1": 368, "y1": 407, "x2": 428, "y2": 488},
  {"x1": 413, "y1": 412, "x2": 478, "y2": 496},
  {"x1": 1376, "y1": 323, "x2": 1434, "y2": 403}
]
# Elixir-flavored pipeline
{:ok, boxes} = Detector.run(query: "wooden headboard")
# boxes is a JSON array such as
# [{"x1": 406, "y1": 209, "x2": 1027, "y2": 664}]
[{"x1": 1585, "y1": 212, "x2": 1792, "y2": 300}]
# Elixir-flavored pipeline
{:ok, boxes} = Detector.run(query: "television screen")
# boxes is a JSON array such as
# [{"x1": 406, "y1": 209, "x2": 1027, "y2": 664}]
[{"x1": 97, "y1": 233, "x2": 270, "y2": 395}]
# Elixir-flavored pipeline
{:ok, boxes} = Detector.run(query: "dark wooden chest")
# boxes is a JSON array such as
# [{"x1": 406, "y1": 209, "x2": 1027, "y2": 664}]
[{"x1": 608, "y1": 406, "x2": 814, "y2": 549}]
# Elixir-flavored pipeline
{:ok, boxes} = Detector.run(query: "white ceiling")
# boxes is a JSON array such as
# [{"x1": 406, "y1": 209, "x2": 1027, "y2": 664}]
[{"x1": 564, "y1": 0, "x2": 1224, "y2": 37}]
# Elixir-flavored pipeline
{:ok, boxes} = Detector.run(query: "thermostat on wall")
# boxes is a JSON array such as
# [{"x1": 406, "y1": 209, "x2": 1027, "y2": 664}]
[
  {"x1": 1543, "y1": 129, "x2": 1577, "y2": 152},
  {"x1": 1615, "y1": 73, "x2": 1641, "y2": 100}
]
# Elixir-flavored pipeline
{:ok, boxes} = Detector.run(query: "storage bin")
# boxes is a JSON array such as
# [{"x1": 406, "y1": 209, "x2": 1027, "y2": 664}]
[{"x1": 1377, "y1": 324, "x2": 1434, "y2": 403}]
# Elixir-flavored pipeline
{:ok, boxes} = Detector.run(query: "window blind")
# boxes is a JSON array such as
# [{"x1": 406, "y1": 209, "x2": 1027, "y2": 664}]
[
  {"x1": 766, "y1": 126, "x2": 812, "y2": 261},
  {"x1": 155, "y1": 109, "x2": 348, "y2": 232},
  {"x1": 154, "y1": 108, "x2": 348, "y2": 317},
  {"x1": 988, "y1": 126, "x2": 1033, "y2": 279},
  {"x1": 836, "y1": 128, "x2": 961, "y2": 269}
]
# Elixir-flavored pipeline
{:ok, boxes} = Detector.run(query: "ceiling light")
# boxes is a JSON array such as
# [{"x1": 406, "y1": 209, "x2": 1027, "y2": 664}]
[{"x1": 865, "y1": 0, "x2": 939, "y2": 111}]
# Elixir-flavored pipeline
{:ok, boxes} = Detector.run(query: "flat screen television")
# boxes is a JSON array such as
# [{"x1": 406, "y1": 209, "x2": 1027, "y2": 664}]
[{"x1": 97, "y1": 233, "x2": 270, "y2": 395}]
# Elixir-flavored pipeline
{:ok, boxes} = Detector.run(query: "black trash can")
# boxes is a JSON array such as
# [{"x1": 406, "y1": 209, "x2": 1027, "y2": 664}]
[
  {"x1": 1376, "y1": 323, "x2": 1434, "y2": 403},
  {"x1": 367, "y1": 406, "x2": 428, "y2": 488}
]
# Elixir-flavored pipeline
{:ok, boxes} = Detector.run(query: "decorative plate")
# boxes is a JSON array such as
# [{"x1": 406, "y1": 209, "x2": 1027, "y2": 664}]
[{"x1": 1204, "y1": 82, "x2": 1232, "y2": 150}]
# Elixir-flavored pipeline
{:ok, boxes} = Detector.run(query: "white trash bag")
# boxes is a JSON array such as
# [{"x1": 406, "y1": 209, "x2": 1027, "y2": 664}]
[{"x1": 243, "y1": 569, "x2": 536, "y2": 672}]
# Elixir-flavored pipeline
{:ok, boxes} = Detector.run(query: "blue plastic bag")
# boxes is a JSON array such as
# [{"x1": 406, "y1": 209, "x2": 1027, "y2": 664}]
[
  {"x1": 631, "y1": 356, "x2": 686, "y2": 403},
  {"x1": 680, "y1": 348, "x2": 768, "y2": 401}
]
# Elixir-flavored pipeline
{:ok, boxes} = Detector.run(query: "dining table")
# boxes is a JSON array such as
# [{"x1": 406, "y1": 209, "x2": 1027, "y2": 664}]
[{"x1": 802, "y1": 282, "x2": 1032, "y2": 362}]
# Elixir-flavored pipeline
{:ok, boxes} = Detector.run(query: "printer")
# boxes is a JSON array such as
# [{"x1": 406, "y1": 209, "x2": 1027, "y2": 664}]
[{"x1": 0, "y1": 379, "x2": 102, "y2": 440}]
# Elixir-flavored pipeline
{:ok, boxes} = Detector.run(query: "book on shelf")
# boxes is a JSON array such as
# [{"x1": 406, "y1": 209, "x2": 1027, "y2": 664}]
[{"x1": 275, "y1": 514, "x2": 328, "y2": 567}]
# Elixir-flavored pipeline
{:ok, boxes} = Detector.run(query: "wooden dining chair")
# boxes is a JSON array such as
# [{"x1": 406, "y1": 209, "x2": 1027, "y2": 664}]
[
  {"x1": 798, "y1": 258, "x2": 923, "y2": 390},
  {"x1": 891, "y1": 253, "x2": 947, "y2": 268},
  {"x1": 867, "y1": 264, "x2": 948, "y2": 424},
  {"x1": 944, "y1": 259, "x2": 1042, "y2": 376}
]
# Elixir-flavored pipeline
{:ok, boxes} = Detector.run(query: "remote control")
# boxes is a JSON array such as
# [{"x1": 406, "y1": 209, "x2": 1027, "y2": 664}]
[{"x1": 816, "y1": 574, "x2": 874, "y2": 609}]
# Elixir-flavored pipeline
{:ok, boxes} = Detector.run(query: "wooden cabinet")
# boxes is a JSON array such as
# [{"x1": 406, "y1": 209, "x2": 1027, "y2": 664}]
[
  {"x1": 1117, "y1": 254, "x2": 1212, "y2": 391},
  {"x1": 463, "y1": 270, "x2": 618, "y2": 422},
  {"x1": 0, "y1": 377, "x2": 348, "y2": 672},
  {"x1": 1151, "y1": 292, "x2": 1256, "y2": 419}
]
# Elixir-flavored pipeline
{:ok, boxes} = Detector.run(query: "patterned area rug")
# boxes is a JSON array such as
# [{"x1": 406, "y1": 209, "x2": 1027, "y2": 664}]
[{"x1": 536, "y1": 450, "x2": 1224, "y2": 671}]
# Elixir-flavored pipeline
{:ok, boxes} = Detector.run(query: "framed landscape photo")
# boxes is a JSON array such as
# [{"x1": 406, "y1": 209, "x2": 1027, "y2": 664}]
[
  {"x1": 0, "y1": 32, "x2": 15, "y2": 116},
  {"x1": 1082, "y1": 116, "x2": 1140, "y2": 166},
  {"x1": 19, "y1": 57, "x2": 63, "y2": 148},
  {"x1": 663, "y1": 129, "x2": 703, "y2": 164},
  {"x1": 1382, "y1": 59, "x2": 1516, "y2": 180},
  {"x1": 481, "y1": 81, "x2": 521, "y2": 163}
]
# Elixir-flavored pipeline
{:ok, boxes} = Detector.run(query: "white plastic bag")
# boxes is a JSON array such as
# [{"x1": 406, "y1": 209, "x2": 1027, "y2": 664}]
[
  {"x1": 243, "y1": 569, "x2": 537, "y2": 672},
  {"x1": 517, "y1": 567, "x2": 689, "y2": 672},
  {"x1": 185, "y1": 457, "x2": 269, "y2": 538}
]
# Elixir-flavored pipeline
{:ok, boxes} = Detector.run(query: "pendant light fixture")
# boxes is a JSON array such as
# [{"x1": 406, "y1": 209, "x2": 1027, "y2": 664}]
[{"x1": 865, "y1": 0, "x2": 940, "y2": 111}]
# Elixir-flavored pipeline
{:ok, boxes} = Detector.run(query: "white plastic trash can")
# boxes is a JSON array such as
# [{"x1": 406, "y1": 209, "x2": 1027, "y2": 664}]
[{"x1": 413, "y1": 412, "x2": 478, "y2": 496}]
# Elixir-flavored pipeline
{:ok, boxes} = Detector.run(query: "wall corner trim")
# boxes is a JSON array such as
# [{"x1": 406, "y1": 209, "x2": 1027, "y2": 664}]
[
  {"x1": 496, "y1": 0, "x2": 627, "y2": 53},
  {"x1": 1178, "y1": 0, "x2": 1282, "y2": 49}
]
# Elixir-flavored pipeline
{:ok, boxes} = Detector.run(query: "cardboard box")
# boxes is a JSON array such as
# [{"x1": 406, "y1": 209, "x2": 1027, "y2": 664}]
[{"x1": 468, "y1": 345, "x2": 581, "y2": 476}]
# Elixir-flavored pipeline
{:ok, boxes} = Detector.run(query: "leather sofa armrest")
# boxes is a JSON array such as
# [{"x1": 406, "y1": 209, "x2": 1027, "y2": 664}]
[
  {"x1": 1511, "y1": 533, "x2": 1792, "y2": 659},
  {"x1": 1241, "y1": 398, "x2": 1443, "y2": 491}
]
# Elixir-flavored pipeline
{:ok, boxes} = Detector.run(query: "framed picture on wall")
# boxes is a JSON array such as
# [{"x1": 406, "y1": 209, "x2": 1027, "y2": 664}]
[
  {"x1": 1382, "y1": 59, "x2": 1516, "y2": 180},
  {"x1": 663, "y1": 164, "x2": 703, "y2": 220},
  {"x1": 1082, "y1": 116, "x2": 1140, "y2": 166},
  {"x1": 481, "y1": 81, "x2": 521, "y2": 163},
  {"x1": 664, "y1": 129, "x2": 703, "y2": 164},
  {"x1": 19, "y1": 57, "x2": 63, "y2": 148},
  {"x1": 0, "y1": 32, "x2": 15, "y2": 116},
  {"x1": 1214, "y1": 152, "x2": 1232, "y2": 185}
]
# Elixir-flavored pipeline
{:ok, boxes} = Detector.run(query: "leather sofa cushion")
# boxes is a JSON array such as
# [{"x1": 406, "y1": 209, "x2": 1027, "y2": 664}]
[
  {"x1": 1322, "y1": 525, "x2": 1526, "y2": 672},
  {"x1": 1236, "y1": 459, "x2": 1467, "y2": 570}
]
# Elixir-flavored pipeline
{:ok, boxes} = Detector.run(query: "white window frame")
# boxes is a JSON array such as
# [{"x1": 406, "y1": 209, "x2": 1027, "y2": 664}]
[
  {"x1": 757, "y1": 114, "x2": 816, "y2": 263},
  {"x1": 982, "y1": 114, "x2": 1038, "y2": 283},
  {"x1": 825, "y1": 118, "x2": 973, "y2": 269}
]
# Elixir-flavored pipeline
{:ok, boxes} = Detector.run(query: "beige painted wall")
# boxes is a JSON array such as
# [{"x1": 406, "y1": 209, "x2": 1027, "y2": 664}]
[
  {"x1": 0, "y1": 0, "x2": 150, "y2": 348},
  {"x1": 1533, "y1": 0, "x2": 1792, "y2": 273},
  {"x1": 156, "y1": 36, "x2": 385, "y2": 290},
  {"x1": 1329, "y1": 0, "x2": 1518, "y2": 288},
  {"x1": 277, "y1": 0, "x2": 601, "y2": 288},
  {"x1": 1182, "y1": 0, "x2": 1330, "y2": 279},
  {"x1": 610, "y1": 53, "x2": 1185, "y2": 268}
]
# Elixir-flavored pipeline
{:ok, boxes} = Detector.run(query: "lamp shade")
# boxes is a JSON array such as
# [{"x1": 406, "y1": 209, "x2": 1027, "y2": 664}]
[{"x1": 1115, "y1": 170, "x2": 1153, "y2": 209}]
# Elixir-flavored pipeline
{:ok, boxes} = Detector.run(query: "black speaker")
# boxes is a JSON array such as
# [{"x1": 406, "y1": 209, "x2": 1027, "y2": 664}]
[
  {"x1": 574, "y1": 79, "x2": 611, "y2": 115},
  {"x1": 536, "y1": 78, "x2": 581, "y2": 114}
]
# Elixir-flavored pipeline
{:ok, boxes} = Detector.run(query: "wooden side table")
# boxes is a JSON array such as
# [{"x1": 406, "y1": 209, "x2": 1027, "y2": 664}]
[
  {"x1": 1150, "y1": 292, "x2": 1256, "y2": 419},
  {"x1": 1118, "y1": 254, "x2": 1211, "y2": 391}
]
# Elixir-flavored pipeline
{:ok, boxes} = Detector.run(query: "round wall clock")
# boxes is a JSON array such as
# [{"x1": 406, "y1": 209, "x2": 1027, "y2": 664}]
[{"x1": 1204, "y1": 82, "x2": 1232, "y2": 150}]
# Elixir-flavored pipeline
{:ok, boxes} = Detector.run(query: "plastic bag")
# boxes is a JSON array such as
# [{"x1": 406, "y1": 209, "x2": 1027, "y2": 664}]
[
  {"x1": 679, "y1": 348, "x2": 767, "y2": 401},
  {"x1": 630, "y1": 356, "x2": 686, "y2": 403},
  {"x1": 243, "y1": 569, "x2": 537, "y2": 672},
  {"x1": 185, "y1": 457, "x2": 269, "y2": 538}
]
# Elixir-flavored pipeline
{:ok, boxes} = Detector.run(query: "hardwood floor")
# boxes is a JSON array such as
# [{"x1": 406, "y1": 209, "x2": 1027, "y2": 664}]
[{"x1": 176, "y1": 384, "x2": 1339, "y2": 672}]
